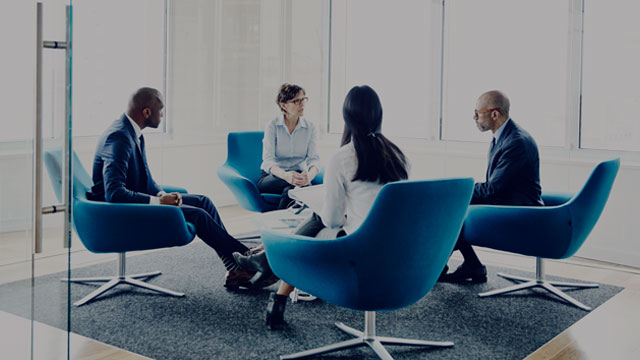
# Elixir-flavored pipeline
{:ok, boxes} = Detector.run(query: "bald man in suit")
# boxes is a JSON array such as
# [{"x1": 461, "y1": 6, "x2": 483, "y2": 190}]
[{"x1": 440, "y1": 90, "x2": 543, "y2": 283}]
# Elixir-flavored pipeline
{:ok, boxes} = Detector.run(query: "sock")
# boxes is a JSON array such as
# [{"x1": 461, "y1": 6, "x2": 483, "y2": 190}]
[{"x1": 221, "y1": 255, "x2": 240, "y2": 271}]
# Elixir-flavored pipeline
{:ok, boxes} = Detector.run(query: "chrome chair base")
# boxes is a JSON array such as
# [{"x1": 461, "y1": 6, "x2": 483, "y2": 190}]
[
  {"x1": 289, "y1": 288, "x2": 317, "y2": 303},
  {"x1": 280, "y1": 312, "x2": 453, "y2": 360},
  {"x1": 62, "y1": 253, "x2": 184, "y2": 306},
  {"x1": 478, "y1": 258, "x2": 598, "y2": 311}
]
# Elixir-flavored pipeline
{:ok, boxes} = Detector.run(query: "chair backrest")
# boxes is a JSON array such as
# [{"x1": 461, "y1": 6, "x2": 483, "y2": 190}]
[
  {"x1": 44, "y1": 150, "x2": 93, "y2": 202},
  {"x1": 562, "y1": 158, "x2": 620, "y2": 257},
  {"x1": 225, "y1": 131, "x2": 264, "y2": 184},
  {"x1": 321, "y1": 178, "x2": 473, "y2": 311}
]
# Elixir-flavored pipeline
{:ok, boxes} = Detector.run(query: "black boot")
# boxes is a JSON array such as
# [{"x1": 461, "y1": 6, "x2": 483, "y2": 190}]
[
  {"x1": 265, "y1": 292, "x2": 288, "y2": 330},
  {"x1": 440, "y1": 262, "x2": 487, "y2": 284}
]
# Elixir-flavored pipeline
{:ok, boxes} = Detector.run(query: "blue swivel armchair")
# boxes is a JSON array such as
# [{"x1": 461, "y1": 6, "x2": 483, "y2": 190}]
[
  {"x1": 217, "y1": 131, "x2": 323, "y2": 213},
  {"x1": 44, "y1": 150, "x2": 196, "y2": 306},
  {"x1": 262, "y1": 178, "x2": 474, "y2": 360},
  {"x1": 463, "y1": 158, "x2": 620, "y2": 311}
]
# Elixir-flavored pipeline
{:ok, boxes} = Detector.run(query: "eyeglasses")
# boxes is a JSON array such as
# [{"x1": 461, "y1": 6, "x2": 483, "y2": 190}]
[
  {"x1": 288, "y1": 97, "x2": 309, "y2": 105},
  {"x1": 474, "y1": 108, "x2": 499, "y2": 118}
]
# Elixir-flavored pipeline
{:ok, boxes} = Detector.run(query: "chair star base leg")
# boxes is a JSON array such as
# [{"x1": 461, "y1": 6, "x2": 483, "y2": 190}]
[
  {"x1": 62, "y1": 270, "x2": 161, "y2": 283},
  {"x1": 280, "y1": 312, "x2": 452, "y2": 360},
  {"x1": 478, "y1": 271, "x2": 596, "y2": 311},
  {"x1": 66, "y1": 271, "x2": 183, "y2": 307}
]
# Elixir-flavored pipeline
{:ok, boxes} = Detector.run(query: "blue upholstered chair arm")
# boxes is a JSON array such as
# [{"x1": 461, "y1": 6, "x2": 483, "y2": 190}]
[
  {"x1": 73, "y1": 199, "x2": 195, "y2": 253},
  {"x1": 311, "y1": 167, "x2": 324, "y2": 185},
  {"x1": 464, "y1": 204, "x2": 574, "y2": 259},
  {"x1": 261, "y1": 229, "x2": 361, "y2": 307},
  {"x1": 542, "y1": 190, "x2": 574, "y2": 206},
  {"x1": 160, "y1": 185, "x2": 188, "y2": 194},
  {"x1": 217, "y1": 164, "x2": 265, "y2": 212}
]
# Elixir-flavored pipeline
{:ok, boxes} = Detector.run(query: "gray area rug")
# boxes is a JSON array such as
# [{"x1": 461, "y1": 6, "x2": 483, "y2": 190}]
[{"x1": 0, "y1": 241, "x2": 622, "y2": 360}]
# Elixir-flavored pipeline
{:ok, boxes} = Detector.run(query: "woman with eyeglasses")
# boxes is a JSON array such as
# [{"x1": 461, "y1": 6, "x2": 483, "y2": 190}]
[
  {"x1": 258, "y1": 83, "x2": 321, "y2": 209},
  {"x1": 235, "y1": 85, "x2": 409, "y2": 329}
]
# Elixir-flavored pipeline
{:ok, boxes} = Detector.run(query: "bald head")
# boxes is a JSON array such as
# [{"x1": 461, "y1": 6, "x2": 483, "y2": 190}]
[
  {"x1": 478, "y1": 90, "x2": 510, "y2": 118},
  {"x1": 127, "y1": 87, "x2": 164, "y2": 129},
  {"x1": 474, "y1": 90, "x2": 511, "y2": 133}
]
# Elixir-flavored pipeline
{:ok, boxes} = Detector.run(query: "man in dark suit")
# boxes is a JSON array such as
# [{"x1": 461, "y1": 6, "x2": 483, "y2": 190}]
[
  {"x1": 87, "y1": 87, "x2": 272, "y2": 289},
  {"x1": 441, "y1": 90, "x2": 543, "y2": 283}
]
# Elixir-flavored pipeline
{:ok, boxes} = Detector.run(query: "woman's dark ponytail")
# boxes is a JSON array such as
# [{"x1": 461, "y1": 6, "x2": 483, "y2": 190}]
[{"x1": 341, "y1": 86, "x2": 408, "y2": 184}]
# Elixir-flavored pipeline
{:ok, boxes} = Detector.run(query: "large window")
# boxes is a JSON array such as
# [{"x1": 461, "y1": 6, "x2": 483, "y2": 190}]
[
  {"x1": 200, "y1": 0, "x2": 328, "y2": 135},
  {"x1": 73, "y1": 0, "x2": 166, "y2": 137},
  {"x1": 442, "y1": 0, "x2": 572, "y2": 147},
  {"x1": 580, "y1": 0, "x2": 640, "y2": 152},
  {"x1": 329, "y1": 0, "x2": 441, "y2": 139}
]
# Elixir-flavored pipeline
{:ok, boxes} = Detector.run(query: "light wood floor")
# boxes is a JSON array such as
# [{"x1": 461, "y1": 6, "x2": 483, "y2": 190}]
[{"x1": 1, "y1": 205, "x2": 639, "y2": 359}]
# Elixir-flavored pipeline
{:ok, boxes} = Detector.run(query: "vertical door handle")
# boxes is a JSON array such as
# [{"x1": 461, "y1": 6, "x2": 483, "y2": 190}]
[{"x1": 34, "y1": 3, "x2": 72, "y2": 254}]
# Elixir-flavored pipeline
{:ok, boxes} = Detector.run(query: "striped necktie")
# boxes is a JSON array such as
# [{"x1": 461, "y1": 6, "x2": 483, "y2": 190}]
[{"x1": 486, "y1": 137, "x2": 496, "y2": 180}]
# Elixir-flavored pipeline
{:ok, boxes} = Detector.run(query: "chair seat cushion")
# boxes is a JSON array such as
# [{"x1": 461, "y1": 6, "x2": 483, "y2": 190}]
[{"x1": 260, "y1": 193, "x2": 282, "y2": 210}]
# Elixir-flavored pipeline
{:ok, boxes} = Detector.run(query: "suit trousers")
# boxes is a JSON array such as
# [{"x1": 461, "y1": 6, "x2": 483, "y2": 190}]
[
  {"x1": 256, "y1": 171, "x2": 295, "y2": 209},
  {"x1": 295, "y1": 213, "x2": 346, "y2": 238},
  {"x1": 180, "y1": 194, "x2": 249, "y2": 270}
]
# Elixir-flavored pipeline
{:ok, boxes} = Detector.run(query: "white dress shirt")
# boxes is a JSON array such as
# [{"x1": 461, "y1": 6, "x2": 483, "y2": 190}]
[{"x1": 260, "y1": 114, "x2": 321, "y2": 173}]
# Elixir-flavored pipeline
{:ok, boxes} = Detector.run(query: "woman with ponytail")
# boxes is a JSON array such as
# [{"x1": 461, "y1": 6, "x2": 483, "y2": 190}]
[
  {"x1": 321, "y1": 85, "x2": 409, "y2": 233},
  {"x1": 234, "y1": 85, "x2": 409, "y2": 329}
]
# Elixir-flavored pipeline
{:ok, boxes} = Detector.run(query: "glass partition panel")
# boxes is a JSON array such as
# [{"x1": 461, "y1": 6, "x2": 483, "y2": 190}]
[{"x1": 0, "y1": 1, "x2": 72, "y2": 359}]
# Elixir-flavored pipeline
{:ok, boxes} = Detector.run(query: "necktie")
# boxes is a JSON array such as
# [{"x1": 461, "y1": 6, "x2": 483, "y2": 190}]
[
  {"x1": 139, "y1": 134, "x2": 145, "y2": 156},
  {"x1": 139, "y1": 135, "x2": 153, "y2": 188},
  {"x1": 486, "y1": 138, "x2": 496, "y2": 180}
]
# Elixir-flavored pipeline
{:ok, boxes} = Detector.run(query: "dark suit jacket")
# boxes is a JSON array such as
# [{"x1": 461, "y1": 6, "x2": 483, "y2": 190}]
[
  {"x1": 87, "y1": 114, "x2": 163, "y2": 203},
  {"x1": 472, "y1": 119, "x2": 543, "y2": 206}
]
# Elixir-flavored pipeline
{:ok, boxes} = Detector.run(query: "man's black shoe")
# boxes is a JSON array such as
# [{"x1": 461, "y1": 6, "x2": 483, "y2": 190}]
[{"x1": 440, "y1": 263, "x2": 487, "y2": 284}]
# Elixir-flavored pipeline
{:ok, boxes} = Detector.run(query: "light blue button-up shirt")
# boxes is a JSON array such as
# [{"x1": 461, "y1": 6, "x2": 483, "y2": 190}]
[{"x1": 261, "y1": 114, "x2": 321, "y2": 173}]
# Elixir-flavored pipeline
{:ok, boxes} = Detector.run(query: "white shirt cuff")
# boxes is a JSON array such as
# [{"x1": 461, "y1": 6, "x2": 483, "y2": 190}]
[{"x1": 149, "y1": 196, "x2": 161, "y2": 205}]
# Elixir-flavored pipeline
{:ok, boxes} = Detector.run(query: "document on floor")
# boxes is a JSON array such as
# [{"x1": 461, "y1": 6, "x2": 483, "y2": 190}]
[{"x1": 288, "y1": 184, "x2": 325, "y2": 215}]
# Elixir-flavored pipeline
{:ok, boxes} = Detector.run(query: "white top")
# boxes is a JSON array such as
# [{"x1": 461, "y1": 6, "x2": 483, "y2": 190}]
[
  {"x1": 260, "y1": 114, "x2": 321, "y2": 173},
  {"x1": 320, "y1": 142, "x2": 409, "y2": 235}
]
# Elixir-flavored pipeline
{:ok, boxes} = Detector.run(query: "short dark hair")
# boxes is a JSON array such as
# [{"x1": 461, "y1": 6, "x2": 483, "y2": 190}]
[
  {"x1": 129, "y1": 87, "x2": 162, "y2": 112},
  {"x1": 276, "y1": 83, "x2": 305, "y2": 112}
]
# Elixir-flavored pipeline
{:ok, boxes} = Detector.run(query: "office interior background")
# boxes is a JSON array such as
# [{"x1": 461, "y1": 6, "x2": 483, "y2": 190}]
[{"x1": 1, "y1": 0, "x2": 639, "y2": 358}]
